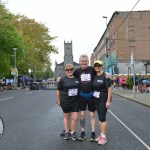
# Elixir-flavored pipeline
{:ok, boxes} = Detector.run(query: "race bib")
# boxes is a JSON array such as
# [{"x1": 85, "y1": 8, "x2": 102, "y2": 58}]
[
  {"x1": 97, "y1": 80, "x2": 103, "y2": 83},
  {"x1": 68, "y1": 88, "x2": 78, "y2": 96},
  {"x1": 81, "y1": 74, "x2": 91, "y2": 82},
  {"x1": 93, "y1": 91, "x2": 100, "y2": 98}
]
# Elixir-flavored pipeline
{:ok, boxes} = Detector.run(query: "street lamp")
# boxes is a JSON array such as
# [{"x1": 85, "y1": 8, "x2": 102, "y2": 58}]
[
  {"x1": 102, "y1": 16, "x2": 108, "y2": 72},
  {"x1": 102, "y1": 16, "x2": 107, "y2": 29},
  {"x1": 13, "y1": 48, "x2": 17, "y2": 89},
  {"x1": 131, "y1": 51, "x2": 136, "y2": 98}
]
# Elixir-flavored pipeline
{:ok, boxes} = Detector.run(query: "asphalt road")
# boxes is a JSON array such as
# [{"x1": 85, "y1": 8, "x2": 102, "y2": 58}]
[{"x1": 0, "y1": 89, "x2": 150, "y2": 150}]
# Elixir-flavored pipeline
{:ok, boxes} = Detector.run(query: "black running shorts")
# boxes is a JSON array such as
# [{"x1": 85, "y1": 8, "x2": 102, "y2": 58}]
[{"x1": 79, "y1": 96, "x2": 96, "y2": 112}]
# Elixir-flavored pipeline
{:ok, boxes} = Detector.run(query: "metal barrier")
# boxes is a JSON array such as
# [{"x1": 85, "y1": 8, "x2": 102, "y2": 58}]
[{"x1": 29, "y1": 81, "x2": 57, "y2": 90}]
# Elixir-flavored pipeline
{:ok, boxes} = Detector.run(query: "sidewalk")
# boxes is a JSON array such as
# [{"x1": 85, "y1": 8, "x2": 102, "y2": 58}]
[{"x1": 113, "y1": 87, "x2": 150, "y2": 107}]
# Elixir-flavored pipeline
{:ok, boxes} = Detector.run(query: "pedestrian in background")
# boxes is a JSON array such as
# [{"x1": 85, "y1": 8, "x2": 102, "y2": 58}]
[
  {"x1": 2, "y1": 77, "x2": 7, "y2": 91},
  {"x1": 92, "y1": 60, "x2": 112, "y2": 145},
  {"x1": 120, "y1": 75, "x2": 126, "y2": 93}
]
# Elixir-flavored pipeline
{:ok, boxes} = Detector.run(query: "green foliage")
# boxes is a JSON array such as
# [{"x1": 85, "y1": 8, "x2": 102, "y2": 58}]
[
  {"x1": 13, "y1": 15, "x2": 58, "y2": 77},
  {"x1": 0, "y1": 5, "x2": 25, "y2": 77},
  {"x1": 0, "y1": 5, "x2": 57, "y2": 78},
  {"x1": 36, "y1": 65, "x2": 54, "y2": 79},
  {"x1": 126, "y1": 75, "x2": 133, "y2": 89}
]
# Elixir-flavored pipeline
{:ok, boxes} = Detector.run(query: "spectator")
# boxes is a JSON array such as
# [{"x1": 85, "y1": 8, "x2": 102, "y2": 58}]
[{"x1": 120, "y1": 76, "x2": 126, "y2": 93}]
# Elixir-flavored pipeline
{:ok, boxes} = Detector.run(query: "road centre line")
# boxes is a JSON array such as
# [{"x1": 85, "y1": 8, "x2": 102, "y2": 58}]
[
  {"x1": 108, "y1": 110, "x2": 150, "y2": 150},
  {"x1": 26, "y1": 92, "x2": 33, "y2": 94},
  {"x1": 0, "y1": 97, "x2": 14, "y2": 102}
]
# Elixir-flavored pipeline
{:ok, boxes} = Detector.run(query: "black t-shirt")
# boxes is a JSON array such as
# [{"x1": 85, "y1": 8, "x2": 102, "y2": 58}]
[
  {"x1": 73, "y1": 66, "x2": 96, "y2": 93},
  {"x1": 57, "y1": 76, "x2": 79, "y2": 106},
  {"x1": 93, "y1": 72, "x2": 111, "y2": 93}
]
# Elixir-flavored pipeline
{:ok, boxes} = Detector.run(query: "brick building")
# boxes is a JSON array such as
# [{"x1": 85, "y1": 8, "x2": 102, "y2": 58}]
[{"x1": 92, "y1": 11, "x2": 150, "y2": 75}]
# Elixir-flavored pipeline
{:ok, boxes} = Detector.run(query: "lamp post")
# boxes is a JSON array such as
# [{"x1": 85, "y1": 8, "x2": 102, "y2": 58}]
[
  {"x1": 13, "y1": 48, "x2": 17, "y2": 89},
  {"x1": 131, "y1": 51, "x2": 136, "y2": 98},
  {"x1": 102, "y1": 16, "x2": 108, "y2": 72},
  {"x1": 119, "y1": 52, "x2": 123, "y2": 61}
]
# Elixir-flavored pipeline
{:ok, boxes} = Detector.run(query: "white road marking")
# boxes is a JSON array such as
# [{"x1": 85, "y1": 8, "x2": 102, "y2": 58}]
[
  {"x1": 26, "y1": 92, "x2": 33, "y2": 95},
  {"x1": 0, "y1": 117, "x2": 4, "y2": 139},
  {"x1": 109, "y1": 110, "x2": 150, "y2": 150},
  {"x1": 0, "y1": 97, "x2": 14, "y2": 102}
]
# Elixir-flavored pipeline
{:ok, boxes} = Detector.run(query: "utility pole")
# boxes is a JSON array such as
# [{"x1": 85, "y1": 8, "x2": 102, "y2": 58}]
[
  {"x1": 13, "y1": 48, "x2": 17, "y2": 89},
  {"x1": 103, "y1": 16, "x2": 108, "y2": 72},
  {"x1": 131, "y1": 51, "x2": 136, "y2": 98}
]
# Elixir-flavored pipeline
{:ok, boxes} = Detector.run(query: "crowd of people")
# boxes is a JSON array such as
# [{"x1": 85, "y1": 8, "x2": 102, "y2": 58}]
[
  {"x1": 133, "y1": 75, "x2": 150, "y2": 93},
  {"x1": 57, "y1": 54, "x2": 112, "y2": 145},
  {"x1": 0, "y1": 77, "x2": 7, "y2": 91},
  {"x1": 112, "y1": 74, "x2": 150, "y2": 94}
]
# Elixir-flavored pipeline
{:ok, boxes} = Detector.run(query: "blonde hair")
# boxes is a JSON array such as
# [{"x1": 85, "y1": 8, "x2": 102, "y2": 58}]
[{"x1": 65, "y1": 64, "x2": 74, "y2": 70}]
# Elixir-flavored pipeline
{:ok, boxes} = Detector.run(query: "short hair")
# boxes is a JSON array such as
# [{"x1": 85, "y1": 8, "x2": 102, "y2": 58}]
[
  {"x1": 79, "y1": 54, "x2": 89, "y2": 61},
  {"x1": 64, "y1": 64, "x2": 74, "y2": 70}
]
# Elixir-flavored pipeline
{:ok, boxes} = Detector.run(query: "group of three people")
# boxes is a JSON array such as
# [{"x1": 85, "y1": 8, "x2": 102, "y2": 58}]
[{"x1": 57, "y1": 54, "x2": 112, "y2": 145}]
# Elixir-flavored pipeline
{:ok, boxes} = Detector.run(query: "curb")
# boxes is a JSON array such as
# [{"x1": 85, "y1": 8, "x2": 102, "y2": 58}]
[{"x1": 113, "y1": 92, "x2": 150, "y2": 107}]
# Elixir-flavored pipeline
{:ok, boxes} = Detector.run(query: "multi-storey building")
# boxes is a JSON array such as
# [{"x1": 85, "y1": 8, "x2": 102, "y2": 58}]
[{"x1": 92, "y1": 11, "x2": 150, "y2": 75}]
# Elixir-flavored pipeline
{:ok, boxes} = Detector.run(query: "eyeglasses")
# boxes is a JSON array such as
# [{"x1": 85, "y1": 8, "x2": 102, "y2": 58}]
[
  {"x1": 94, "y1": 64, "x2": 102, "y2": 67},
  {"x1": 65, "y1": 68, "x2": 74, "y2": 71}
]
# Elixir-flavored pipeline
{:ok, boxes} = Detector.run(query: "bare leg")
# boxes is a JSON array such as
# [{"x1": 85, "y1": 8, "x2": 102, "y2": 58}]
[
  {"x1": 100, "y1": 121, "x2": 107, "y2": 135},
  {"x1": 80, "y1": 111, "x2": 86, "y2": 132},
  {"x1": 90, "y1": 111, "x2": 96, "y2": 132},
  {"x1": 64, "y1": 113, "x2": 71, "y2": 132},
  {"x1": 71, "y1": 112, "x2": 79, "y2": 134}
]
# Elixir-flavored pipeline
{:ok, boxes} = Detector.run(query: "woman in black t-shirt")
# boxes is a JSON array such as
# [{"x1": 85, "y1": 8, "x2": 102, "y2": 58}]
[
  {"x1": 92, "y1": 60, "x2": 112, "y2": 145},
  {"x1": 57, "y1": 64, "x2": 79, "y2": 141}
]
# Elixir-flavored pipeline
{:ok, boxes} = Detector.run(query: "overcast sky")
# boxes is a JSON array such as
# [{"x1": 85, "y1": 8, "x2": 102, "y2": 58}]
[{"x1": 4, "y1": 0, "x2": 149, "y2": 70}]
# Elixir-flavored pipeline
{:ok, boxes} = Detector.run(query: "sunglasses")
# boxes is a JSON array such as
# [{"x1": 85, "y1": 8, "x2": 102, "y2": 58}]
[
  {"x1": 65, "y1": 68, "x2": 74, "y2": 71},
  {"x1": 94, "y1": 64, "x2": 102, "y2": 67}
]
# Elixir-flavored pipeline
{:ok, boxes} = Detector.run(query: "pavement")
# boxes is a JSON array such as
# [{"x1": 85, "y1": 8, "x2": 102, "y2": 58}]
[{"x1": 113, "y1": 87, "x2": 150, "y2": 107}]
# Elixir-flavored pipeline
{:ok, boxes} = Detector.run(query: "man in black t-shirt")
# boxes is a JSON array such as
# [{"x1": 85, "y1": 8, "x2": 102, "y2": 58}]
[{"x1": 74, "y1": 54, "x2": 96, "y2": 141}]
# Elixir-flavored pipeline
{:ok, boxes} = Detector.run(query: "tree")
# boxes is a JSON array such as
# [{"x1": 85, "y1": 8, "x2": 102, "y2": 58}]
[
  {"x1": 0, "y1": 5, "x2": 25, "y2": 78},
  {"x1": 13, "y1": 15, "x2": 58, "y2": 78},
  {"x1": 0, "y1": 5, "x2": 58, "y2": 78}
]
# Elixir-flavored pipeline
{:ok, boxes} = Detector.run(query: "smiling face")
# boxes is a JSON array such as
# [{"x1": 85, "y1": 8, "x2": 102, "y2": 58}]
[
  {"x1": 94, "y1": 63, "x2": 103, "y2": 73},
  {"x1": 79, "y1": 54, "x2": 89, "y2": 69},
  {"x1": 65, "y1": 64, "x2": 74, "y2": 76}
]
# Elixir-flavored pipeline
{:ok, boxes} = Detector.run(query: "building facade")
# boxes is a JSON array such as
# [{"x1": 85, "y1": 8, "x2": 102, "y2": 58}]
[
  {"x1": 54, "y1": 41, "x2": 80, "y2": 79},
  {"x1": 92, "y1": 11, "x2": 150, "y2": 75}
]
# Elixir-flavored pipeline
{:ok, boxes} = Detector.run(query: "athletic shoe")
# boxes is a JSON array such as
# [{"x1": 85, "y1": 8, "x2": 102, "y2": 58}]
[
  {"x1": 98, "y1": 136, "x2": 107, "y2": 145},
  {"x1": 89, "y1": 132, "x2": 96, "y2": 142},
  {"x1": 60, "y1": 130, "x2": 71, "y2": 137},
  {"x1": 95, "y1": 135, "x2": 102, "y2": 142},
  {"x1": 78, "y1": 131, "x2": 86, "y2": 141},
  {"x1": 60, "y1": 130, "x2": 65, "y2": 137},
  {"x1": 64, "y1": 132, "x2": 70, "y2": 140},
  {"x1": 70, "y1": 132, "x2": 78, "y2": 141}
]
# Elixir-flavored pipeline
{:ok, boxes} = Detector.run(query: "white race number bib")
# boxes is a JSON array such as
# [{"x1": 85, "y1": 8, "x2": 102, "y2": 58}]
[
  {"x1": 68, "y1": 88, "x2": 78, "y2": 96},
  {"x1": 93, "y1": 91, "x2": 100, "y2": 98},
  {"x1": 81, "y1": 74, "x2": 91, "y2": 82}
]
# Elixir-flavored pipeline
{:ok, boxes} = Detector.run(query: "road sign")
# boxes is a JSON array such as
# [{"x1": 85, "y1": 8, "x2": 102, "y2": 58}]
[{"x1": 11, "y1": 68, "x2": 18, "y2": 76}]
